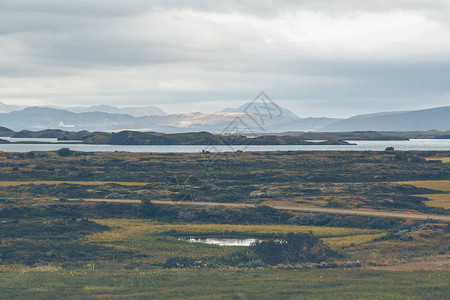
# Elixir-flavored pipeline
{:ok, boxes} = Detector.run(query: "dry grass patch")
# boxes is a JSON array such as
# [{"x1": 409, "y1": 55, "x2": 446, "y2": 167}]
[
  {"x1": 394, "y1": 180, "x2": 450, "y2": 192},
  {"x1": 323, "y1": 233, "x2": 387, "y2": 249},
  {"x1": 419, "y1": 194, "x2": 450, "y2": 209},
  {"x1": 426, "y1": 157, "x2": 450, "y2": 163},
  {"x1": 89, "y1": 219, "x2": 382, "y2": 242}
]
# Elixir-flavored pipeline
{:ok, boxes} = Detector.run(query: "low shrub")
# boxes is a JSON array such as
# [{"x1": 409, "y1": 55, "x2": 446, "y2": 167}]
[{"x1": 250, "y1": 232, "x2": 335, "y2": 265}]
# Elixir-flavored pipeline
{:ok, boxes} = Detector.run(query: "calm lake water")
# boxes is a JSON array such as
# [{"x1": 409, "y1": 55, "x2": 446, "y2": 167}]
[
  {"x1": 0, "y1": 139, "x2": 449, "y2": 152},
  {"x1": 0, "y1": 137, "x2": 82, "y2": 143}
]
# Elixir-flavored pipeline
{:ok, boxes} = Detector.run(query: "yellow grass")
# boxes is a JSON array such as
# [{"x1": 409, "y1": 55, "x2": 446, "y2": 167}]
[
  {"x1": 425, "y1": 157, "x2": 450, "y2": 163},
  {"x1": 0, "y1": 181, "x2": 150, "y2": 187},
  {"x1": 419, "y1": 194, "x2": 450, "y2": 209},
  {"x1": 394, "y1": 180, "x2": 450, "y2": 192},
  {"x1": 323, "y1": 233, "x2": 386, "y2": 249},
  {"x1": 395, "y1": 180, "x2": 450, "y2": 209},
  {"x1": 85, "y1": 220, "x2": 385, "y2": 262},
  {"x1": 89, "y1": 219, "x2": 382, "y2": 242}
]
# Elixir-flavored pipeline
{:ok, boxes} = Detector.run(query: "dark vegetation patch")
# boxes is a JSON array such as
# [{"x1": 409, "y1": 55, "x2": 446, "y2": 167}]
[
  {"x1": 0, "y1": 201, "x2": 411, "y2": 231},
  {"x1": 0, "y1": 151, "x2": 448, "y2": 213},
  {"x1": 0, "y1": 218, "x2": 141, "y2": 266}
]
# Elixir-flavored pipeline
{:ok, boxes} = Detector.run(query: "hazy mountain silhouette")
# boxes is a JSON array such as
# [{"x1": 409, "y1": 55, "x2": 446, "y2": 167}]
[
  {"x1": 222, "y1": 102, "x2": 299, "y2": 119},
  {"x1": 65, "y1": 104, "x2": 167, "y2": 117},
  {"x1": 0, "y1": 101, "x2": 26, "y2": 113},
  {"x1": 0, "y1": 106, "x2": 336, "y2": 132},
  {"x1": 0, "y1": 104, "x2": 447, "y2": 133},
  {"x1": 319, "y1": 106, "x2": 450, "y2": 132}
]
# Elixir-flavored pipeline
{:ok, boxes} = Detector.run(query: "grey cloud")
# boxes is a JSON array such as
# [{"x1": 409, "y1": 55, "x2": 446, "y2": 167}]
[
  {"x1": 0, "y1": 0, "x2": 449, "y2": 116},
  {"x1": 0, "y1": 0, "x2": 153, "y2": 17},
  {"x1": 149, "y1": 0, "x2": 450, "y2": 16}
]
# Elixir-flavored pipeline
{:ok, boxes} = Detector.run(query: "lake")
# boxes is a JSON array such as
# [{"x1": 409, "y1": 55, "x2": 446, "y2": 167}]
[
  {"x1": 0, "y1": 137, "x2": 82, "y2": 143},
  {"x1": 0, "y1": 139, "x2": 449, "y2": 152}
]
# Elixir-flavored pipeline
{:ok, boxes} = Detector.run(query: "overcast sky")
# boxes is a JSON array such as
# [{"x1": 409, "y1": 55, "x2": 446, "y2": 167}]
[{"x1": 1, "y1": 0, "x2": 449, "y2": 117}]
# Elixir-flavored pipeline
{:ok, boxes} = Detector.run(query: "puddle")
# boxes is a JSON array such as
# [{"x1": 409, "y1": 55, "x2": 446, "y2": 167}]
[{"x1": 180, "y1": 237, "x2": 262, "y2": 246}]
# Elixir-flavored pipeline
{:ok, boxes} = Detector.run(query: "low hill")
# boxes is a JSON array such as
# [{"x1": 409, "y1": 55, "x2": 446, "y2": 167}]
[
  {"x1": 272, "y1": 131, "x2": 408, "y2": 140},
  {"x1": 1, "y1": 127, "x2": 352, "y2": 145},
  {"x1": 12, "y1": 129, "x2": 112, "y2": 144},
  {"x1": 0, "y1": 126, "x2": 15, "y2": 137},
  {"x1": 108, "y1": 131, "x2": 225, "y2": 145}
]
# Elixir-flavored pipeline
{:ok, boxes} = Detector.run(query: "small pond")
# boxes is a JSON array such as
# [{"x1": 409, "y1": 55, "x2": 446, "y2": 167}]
[{"x1": 180, "y1": 237, "x2": 262, "y2": 247}]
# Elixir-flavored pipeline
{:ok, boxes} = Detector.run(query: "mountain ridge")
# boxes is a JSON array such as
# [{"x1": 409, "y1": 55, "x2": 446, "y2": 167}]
[
  {"x1": 65, "y1": 104, "x2": 168, "y2": 117},
  {"x1": 0, "y1": 103, "x2": 448, "y2": 133},
  {"x1": 318, "y1": 106, "x2": 450, "y2": 132},
  {"x1": 0, "y1": 106, "x2": 337, "y2": 133},
  {"x1": 221, "y1": 102, "x2": 299, "y2": 119}
]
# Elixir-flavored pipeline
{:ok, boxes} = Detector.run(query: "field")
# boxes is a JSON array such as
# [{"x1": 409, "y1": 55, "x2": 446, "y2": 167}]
[
  {"x1": 1, "y1": 151, "x2": 449, "y2": 213},
  {"x1": 85, "y1": 219, "x2": 385, "y2": 264},
  {"x1": 1, "y1": 150, "x2": 449, "y2": 298},
  {"x1": 418, "y1": 194, "x2": 450, "y2": 209},
  {"x1": 393, "y1": 180, "x2": 450, "y2": 209},
  {"x1": 0, "y1": 268, "x2": 448, "y2": 299},
  {"x1": 394, "y1": 180, "x2": 450, "y2": 192},
  {"x1": 426, "y1": 157, "x2": 450, "y2": 163}
]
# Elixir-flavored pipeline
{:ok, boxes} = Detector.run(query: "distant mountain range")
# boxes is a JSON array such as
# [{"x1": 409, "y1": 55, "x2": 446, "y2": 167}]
[
  {"x1": 318, "y1": 106, "x2": 450, "y2": 132},
  {"x1": 64, "y1": 105, "x2": 168, "y2": 117},
  {"x1": 0, "y1": 101, "x2": 448, "y2": 133},
  {"x1": 0, "y1": 102, "x2": 27, "y2": 113},
  {"x1": 0, "y1": 103, "x2": 338, "y2": 132},
  {"x1": 0, "y1": 102, "x2": 167, "y2": 117},
  {"x1": 221, "y1": 102, "x2": 299, "y2": 119}
]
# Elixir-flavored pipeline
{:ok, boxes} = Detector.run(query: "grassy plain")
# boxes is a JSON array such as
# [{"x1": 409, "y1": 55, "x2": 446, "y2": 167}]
[
  {"x1": 84, "y1": 219, "x2": 448, "y2": 268},
  {"x1": 87, "y1": 219, "x2": 385, "y2": 263},
  {"x1": 0, "y1": 268, "x2": 448, "y2": 299},
  {"x1": 1, "y1": 150, "x2": 449, "y2": 298},
  {"x1": 1, "y1": 151, "x2": 449, "y2": 213},
  {"x1": 418, "y1": 194, "x2": 450, "y2": 209}
]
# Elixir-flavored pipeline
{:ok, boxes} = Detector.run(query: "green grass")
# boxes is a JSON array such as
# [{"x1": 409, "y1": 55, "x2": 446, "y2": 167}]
[
  {"x1": 0, "y1": 268, "x2": 448, "y2": 299},
  {"x1": 86, "y1": 219, "x2": 385, "y2": 264}
]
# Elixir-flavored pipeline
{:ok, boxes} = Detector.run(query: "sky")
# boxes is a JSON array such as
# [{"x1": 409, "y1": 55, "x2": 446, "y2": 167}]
[{"x1": 0, "y1": 0, "x2": 449, "y2": 118}]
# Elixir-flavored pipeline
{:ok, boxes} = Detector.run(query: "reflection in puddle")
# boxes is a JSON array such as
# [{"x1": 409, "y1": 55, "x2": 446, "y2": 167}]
[{"x1": 180, "y1": 237, "x2": 261, "y2": 247}]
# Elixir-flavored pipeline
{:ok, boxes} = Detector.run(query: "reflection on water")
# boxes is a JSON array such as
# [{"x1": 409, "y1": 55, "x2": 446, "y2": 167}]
[{"x1": 181, "y1": 237, "x2": 261, "y2": 246}]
